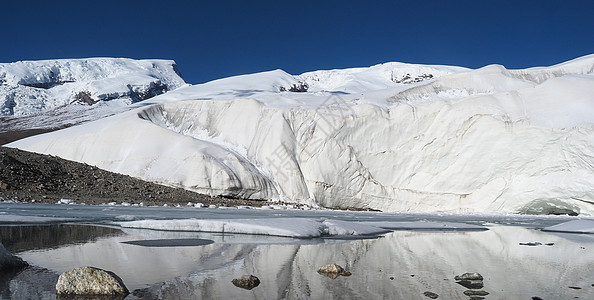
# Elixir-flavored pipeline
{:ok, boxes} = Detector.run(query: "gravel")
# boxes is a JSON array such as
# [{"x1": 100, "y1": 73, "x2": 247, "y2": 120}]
[{"x1": 0, "y1": 146, "x2": 267, "y2": 207}]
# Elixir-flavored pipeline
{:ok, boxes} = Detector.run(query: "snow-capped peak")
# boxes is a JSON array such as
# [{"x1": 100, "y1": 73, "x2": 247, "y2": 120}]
[
  {"x1": 298, "y1": 62, "x2": 469, "y2": 93},
  {"x1": 0, "y1": 58, "x2": 186, "y2": 116}
]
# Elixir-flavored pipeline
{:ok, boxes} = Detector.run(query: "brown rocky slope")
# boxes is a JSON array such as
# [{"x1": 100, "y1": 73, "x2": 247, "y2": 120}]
[{"x1": 0, "y1": 146, "x2": 266, "y2": 207}]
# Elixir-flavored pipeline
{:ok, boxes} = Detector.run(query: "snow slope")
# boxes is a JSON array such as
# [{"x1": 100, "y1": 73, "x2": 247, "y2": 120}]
[
  {"x1": 0, "y1": 58, "x2": 186, "y2": 117},
  {"x1": 8, "y1": 55, "x2": 594, "y2": 215}
]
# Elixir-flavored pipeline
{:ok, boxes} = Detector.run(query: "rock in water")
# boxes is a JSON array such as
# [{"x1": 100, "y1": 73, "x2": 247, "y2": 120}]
[
  {"x1": 55, "y1": 266, "x2": 129, "y2": 296},
  {"x1": 0, "y1": 242, "x2": 28, "y2": 270},
  {"x1": 463, "y1": 290, "x2": 490, "y2": 296},
  {"x1": 423, "y1": 291, "x2": 439, "y2": 298},
  {"x1": 318, "y1": 263, "x2": 345, "y2": 274},
  {"x1": 519, "y1": 242, "x2": 542, "y2": 246},
  {"x1": 454, "y1": 272, "x2": 483, "y2": 281},
  {"x1": 232, "y1": 275, "x2": 260, "y2": 290},
  {"x1": 317, "y1": 263, "x2": 352, "y2": 279}
]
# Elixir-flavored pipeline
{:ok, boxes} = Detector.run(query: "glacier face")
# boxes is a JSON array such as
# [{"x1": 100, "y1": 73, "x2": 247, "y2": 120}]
[
  {"x1": 7, "y1": 55, "x2": 594, "y2": 215},
  {"x1": 0, "y1": 58, "x2": 186, "y2": 117}
]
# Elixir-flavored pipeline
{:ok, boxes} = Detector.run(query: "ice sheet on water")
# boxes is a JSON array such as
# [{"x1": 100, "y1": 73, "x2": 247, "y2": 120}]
[
  {"x1": 117, "y1": 218, "x2": 327, "y2": 238},
  {"x1": 117, "y1": 218, "x2": 488, "y2": 238},
  {"x1": 119, "y1": 227, "x2": 326, "y2": 245},
  {"x1": 117, "y1": 218, "x2": 397, "y2": 238},
  {"x1": 359, "y1": 221, "x2": 488, "y2": 231},
  {"x1": 542, "y1": 219, "x2": 594, "y2": 234},
  {"x1": 322, "y1": 219, "x2": 390, "y2": 235}
]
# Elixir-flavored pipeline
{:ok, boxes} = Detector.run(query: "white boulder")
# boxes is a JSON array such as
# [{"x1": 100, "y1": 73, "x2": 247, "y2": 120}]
[{"x1": 55, "y1": 266, "x2": 129, "y2": 296}]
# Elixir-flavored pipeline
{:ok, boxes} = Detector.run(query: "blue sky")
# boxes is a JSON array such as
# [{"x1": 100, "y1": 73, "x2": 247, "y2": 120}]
[{"x1": 1, "y1": 0, "x2": 593, "y2": 84}]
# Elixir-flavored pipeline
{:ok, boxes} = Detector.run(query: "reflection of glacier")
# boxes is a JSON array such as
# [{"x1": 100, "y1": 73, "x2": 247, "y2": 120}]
[
  {"x1": 133, "y1": 227, "x2": 594, "y2": 300},
  {"x1": 9, "y1": 55, "x2": 594, "y2": 214},
  {"x1": 15, "y1": 225, "x2": 594, "y2": 299}
]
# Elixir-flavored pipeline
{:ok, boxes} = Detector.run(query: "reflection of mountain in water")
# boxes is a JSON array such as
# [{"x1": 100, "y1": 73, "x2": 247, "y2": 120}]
[
  {"x1": 134, "y1": 227, "x2": 594, "y2": 300},
  {"x1": 0, "y1": 224, "x2": 123, "y2": 252}
]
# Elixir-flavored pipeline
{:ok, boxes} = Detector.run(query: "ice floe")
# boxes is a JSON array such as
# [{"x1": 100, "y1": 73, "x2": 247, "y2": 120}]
[
  {"x1": 542, "y1": 219, "x2": 594, "y2": 234},
  {"x1": 116, "y1": 218, "x2": 488, "y2": 238},
  {"x1": 359, "y1": 221, "x2": 488, "y2": 231},
  {"x1": 117, "y1": 218, "x2": 327, "y2": 238}
]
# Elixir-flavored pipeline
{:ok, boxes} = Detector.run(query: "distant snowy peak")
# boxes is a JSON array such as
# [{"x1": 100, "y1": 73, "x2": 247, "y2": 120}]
[
  {"x1": 0, "y1": 58, "x2": 186, "y2": 116},
  {"x1": 168, "y1": 62, "x2": 469, "y2": 100},
  {"x1": 147, "y1": 69, "x2": 308, "y2": 103},
  {"x1": 509, "y1": 53, "x2": 594, "y2": 83},
  {"x1": 0, "y1": 58, "x2": 184, "y2": 86},
  {"x1": 298, "y1": 62, "x2": 469, "y2": 93},
  {"x1": 196, "y1": 69, "x2": 300, "y2": 94},
  {"x1": 389, "y1": 54, "x2": 594, "y2": 106}
]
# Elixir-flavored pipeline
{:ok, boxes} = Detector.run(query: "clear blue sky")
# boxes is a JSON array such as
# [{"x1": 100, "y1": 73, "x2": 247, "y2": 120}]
[{"x1": 1, "y1": 0, "x2": 593, "y2": 84}]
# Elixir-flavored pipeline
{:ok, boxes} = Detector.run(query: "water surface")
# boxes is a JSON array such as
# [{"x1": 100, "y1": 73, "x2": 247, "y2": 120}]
[{"x1": 1, "y1": 203, "x2": 593, "y2": 299}]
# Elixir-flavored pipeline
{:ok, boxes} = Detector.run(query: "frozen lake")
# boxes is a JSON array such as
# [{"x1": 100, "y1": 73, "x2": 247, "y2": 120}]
[{"x1": 1, "y1": 203, "x2": 593, "y2": 299}]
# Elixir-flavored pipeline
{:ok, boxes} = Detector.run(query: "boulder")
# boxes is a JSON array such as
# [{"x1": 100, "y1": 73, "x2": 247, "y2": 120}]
[
  {"x1": 318, "y1": 263, "x2": 345, "y2": 274},
  {"x1": 317, "y1": 263, "x2": 352, "y2": 279},
  {"x1": 231, "y1": 275, "x2": 260, "y2": 290},
  {"x1": 0, "y1": 242, "x2": 28, "y2": 270},
  {"x1": 454, "y1": 272, "x2": 483, "y2": 281},
  {"x1": 423, "y1": 291, "x2": 439, "y2": 298},
  {"x1": 463, "y1": 290, "x2": 490, "y2": 296},
  {"x1": 7, "y1": 266, "x2": 59, "y2": 300},
  {"x1": 55, "y1": 266, "x2": 129, "y2": 296}
]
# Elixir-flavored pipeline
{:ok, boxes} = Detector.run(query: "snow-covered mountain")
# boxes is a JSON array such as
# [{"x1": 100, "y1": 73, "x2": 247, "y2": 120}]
[
  {"x1": 0, "y1": 58, "x2": 187, "y2": 141},
  {"x1": 0, "y1": 58, "x2": 186, "y2": 116},
  {"x1": 298, "y1": 62, "x2": 468, "y2": 93},
  {"x1": 7, "y1": 55, "x2": 594, "y2": 215}
]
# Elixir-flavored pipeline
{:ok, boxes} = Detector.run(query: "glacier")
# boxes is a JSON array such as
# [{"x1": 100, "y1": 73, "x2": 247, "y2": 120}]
[{"x1": 7, "y1": 55, "x2": 594, "y2": 215}]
